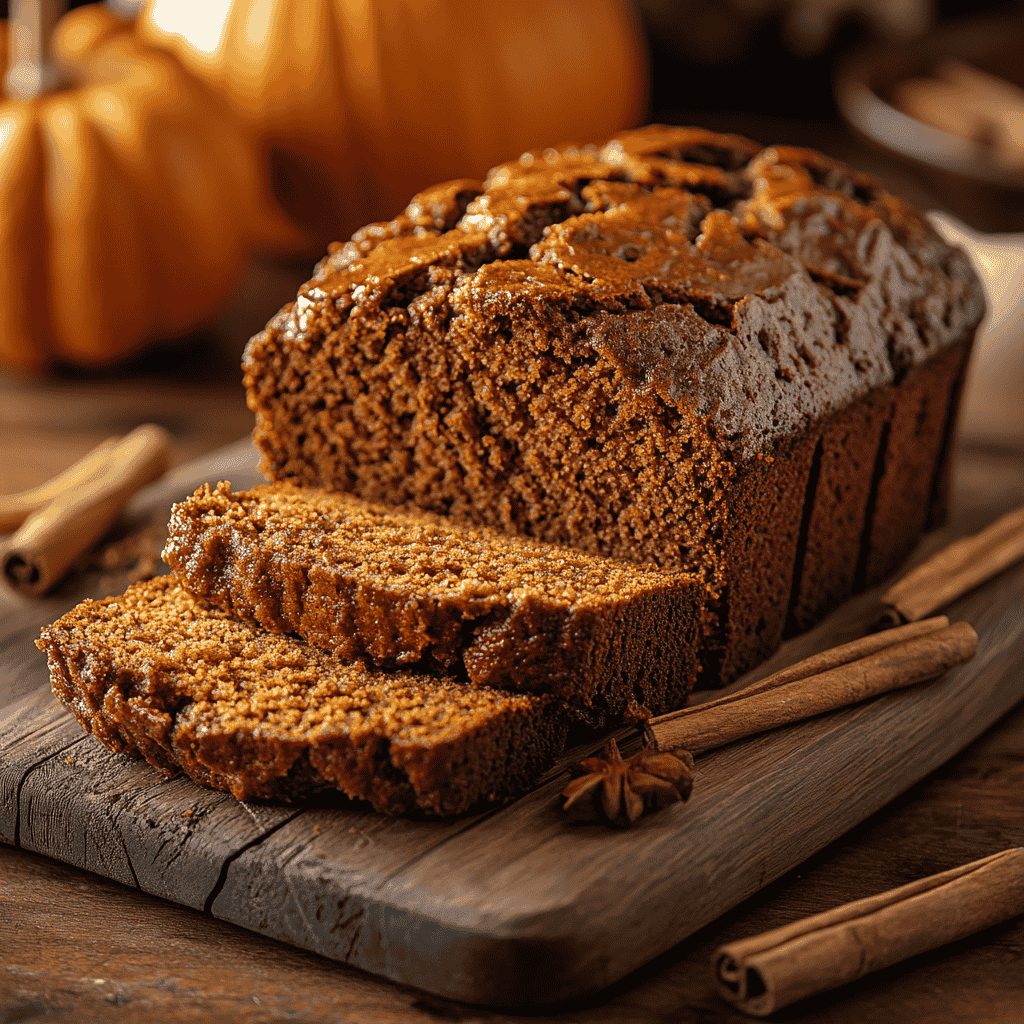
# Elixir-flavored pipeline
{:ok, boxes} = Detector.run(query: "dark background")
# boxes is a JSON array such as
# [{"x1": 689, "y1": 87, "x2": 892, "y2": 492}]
[
  {"x1": 4, "y1": 0, "x2": 1015, "y2": 119},
  {"x1": 4, "y1": 0, "x2": 1018, "y2": 121}
]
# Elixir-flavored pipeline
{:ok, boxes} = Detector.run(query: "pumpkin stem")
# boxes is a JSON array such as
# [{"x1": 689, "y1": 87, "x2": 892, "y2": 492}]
[{"x1": 4, "y1": 0, "x2": 67, "y2": 101}]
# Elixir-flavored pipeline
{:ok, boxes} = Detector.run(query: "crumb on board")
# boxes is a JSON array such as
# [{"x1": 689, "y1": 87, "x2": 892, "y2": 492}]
[{"x1": 182, "y1": 810, "x2": 192, "y2": 818}]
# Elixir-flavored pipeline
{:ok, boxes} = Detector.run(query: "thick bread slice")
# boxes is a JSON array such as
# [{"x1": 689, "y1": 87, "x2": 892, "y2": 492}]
[
  {"x1": 37, "y1": 575, "x2": 567, "y2": 815},
  {"x1": 163, "y1": 481, "x2": 702, "y2": 726}
]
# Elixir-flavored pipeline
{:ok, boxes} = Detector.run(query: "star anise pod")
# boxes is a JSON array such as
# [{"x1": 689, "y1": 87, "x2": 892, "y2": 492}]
[{"x1": 561, "y1": 737, "x2": 695, "y2": 828}]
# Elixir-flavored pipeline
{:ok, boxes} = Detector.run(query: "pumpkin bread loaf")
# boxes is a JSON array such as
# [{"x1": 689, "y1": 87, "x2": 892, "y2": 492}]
[
  {"x1": 163, "y1": 481, "x2": 701, "y2": 727},
  {"x1": 37, "y1": 575, "x2": 566, "y2": 814},
  {"x1": 244, "y1": 125, "x2": 985, "y2": 685}
]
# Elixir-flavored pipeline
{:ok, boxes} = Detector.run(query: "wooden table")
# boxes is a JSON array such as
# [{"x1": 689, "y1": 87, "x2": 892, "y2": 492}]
[{"x1": 1, "y1": 345, "x2": 1023, "y2": 1023}]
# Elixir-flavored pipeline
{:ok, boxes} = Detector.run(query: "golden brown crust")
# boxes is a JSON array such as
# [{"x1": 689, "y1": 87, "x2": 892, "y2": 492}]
[{"x1": 37, "y1": 576, "x2": 567, "y2": 814}]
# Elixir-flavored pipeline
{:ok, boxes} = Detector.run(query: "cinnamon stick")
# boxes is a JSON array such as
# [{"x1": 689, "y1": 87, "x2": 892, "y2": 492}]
[
  {"x1": 714, "y1": 847, "x2": 1024, "y2": 1016},
  {"x1": 0, "y1": 424, "x2": 171, "y2": 597},
  {"x1": 879, "y1": 506, "x2": 1024, "y2": 626},
  {"x1": 0, "y1": 435, "x2": 119, "y2": 533},
  {"x1": 644, "y1": 619, "x2": 976, "y2": 754}
]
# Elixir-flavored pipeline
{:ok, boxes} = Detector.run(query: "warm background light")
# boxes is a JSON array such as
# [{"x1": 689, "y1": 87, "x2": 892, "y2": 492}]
[{"x1": 138, "y1": 0, "x2": 650, "y2": 249}]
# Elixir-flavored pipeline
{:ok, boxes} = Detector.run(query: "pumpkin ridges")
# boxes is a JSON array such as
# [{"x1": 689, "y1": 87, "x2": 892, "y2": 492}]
[
  {"x1": 339, "y1": 0, "x2": 651, "y2": 200},
  {"x1": 261, "y1": 0, "x2": 361, "y2": 240},
  {"x1": 0, "y1": 102, "x2": 53, "y2": 370},
  {"x1": 89, "y1": 40, "x2": 273, "y2": 332},
  {"x1": 275, "y1": 0, "x2": 351, "y2": 148},
  {"x1": 338, "y1": 0, "x2": 393, "y2": 220},
  {"x1": 40, "y1": 96, "x2": 155, "y2": 365},
  {"x1": 78, "y1": 79, "x2": 243, "y2": 338},
  {"x1": 334, "y1": 0, "x2": 394, "y2": 232},
  {"x1": 249, "y1": 0, "x2": 361, "y2": 246},
  {"x1": 0, "y1": 4, "x2": 301, "y2": 368},
  {"x1": 60, "y1": 9, "x2": 299, "y2": 260},
  {"x1": 143, "y1": 0, "x2": 354, "y2": 155}
]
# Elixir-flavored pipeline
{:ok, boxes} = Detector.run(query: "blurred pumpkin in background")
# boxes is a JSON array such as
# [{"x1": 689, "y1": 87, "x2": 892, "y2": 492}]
[
  {"x1": 0, "y1": 3, "x2": 297, "y2": 370},
  {"x1": 138, "y1": 0, "x2": 649, "y2": 250}
]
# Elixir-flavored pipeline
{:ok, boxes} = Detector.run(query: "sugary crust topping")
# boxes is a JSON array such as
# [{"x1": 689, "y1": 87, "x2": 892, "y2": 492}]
[{"x1": 245, "y1": 125, "x2": 983, "y2": 458}]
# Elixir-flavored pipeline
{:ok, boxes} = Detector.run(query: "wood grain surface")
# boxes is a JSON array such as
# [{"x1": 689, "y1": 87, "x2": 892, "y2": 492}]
[
  {"x1": 2, "y1": 440, "x2": 1023, "y2": 1009},
  {"x1": 4, "y1": 698, "x2": 1022, "y2": 1024}
]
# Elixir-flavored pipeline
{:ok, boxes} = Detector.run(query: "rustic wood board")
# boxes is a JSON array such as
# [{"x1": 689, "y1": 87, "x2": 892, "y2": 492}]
[{"x1": 1, "y1": 439, "x2": 1022, "y2": 1007}]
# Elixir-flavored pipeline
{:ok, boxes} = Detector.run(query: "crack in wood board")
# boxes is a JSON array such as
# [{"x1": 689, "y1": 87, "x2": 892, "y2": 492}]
[
  {"x1": 15, "y1": 732, "x2": 310, "y2": 910},
  {"x1": 1, "y1": 690, "x2": 84, "y2": 845},
  {"x1": 201, "y1": 810, "x2": 305, "y2": 915}
]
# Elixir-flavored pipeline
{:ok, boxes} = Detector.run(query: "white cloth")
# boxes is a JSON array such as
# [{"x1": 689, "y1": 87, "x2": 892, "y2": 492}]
[{"x1": 928, "y1": 211, "x2": 1024, "y2": 451}]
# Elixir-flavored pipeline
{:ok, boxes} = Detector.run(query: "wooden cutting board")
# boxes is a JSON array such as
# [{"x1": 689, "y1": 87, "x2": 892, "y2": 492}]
[{"x1": 1, "y1": 439, "x2": 1022, "y2": 1007}]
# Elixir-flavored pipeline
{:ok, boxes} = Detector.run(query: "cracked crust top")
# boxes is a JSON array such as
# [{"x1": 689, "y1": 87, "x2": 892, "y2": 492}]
[{"x1": 245, "y1": 124, "x2": 983, "y2": 465}]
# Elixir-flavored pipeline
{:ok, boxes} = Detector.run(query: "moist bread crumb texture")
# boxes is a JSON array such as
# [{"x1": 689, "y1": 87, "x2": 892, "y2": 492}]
[
  {"x1": 244, "y1": 124, "x2": 984, "y2": 684},
  {"x1": 163, "y1": 481, "x2": 702, "y2": 726},
  {"x1": 37, "y1": 575, "x2": 566, "y2": 814}
]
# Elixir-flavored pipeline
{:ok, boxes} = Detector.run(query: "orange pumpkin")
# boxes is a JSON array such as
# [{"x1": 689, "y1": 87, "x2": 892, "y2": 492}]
[
  {"x1": 138, "y1": 0, "x2": 649, "y2": 248},
  {"x1": 0, "y1": 4, "x2": 297, "y2": 370}
]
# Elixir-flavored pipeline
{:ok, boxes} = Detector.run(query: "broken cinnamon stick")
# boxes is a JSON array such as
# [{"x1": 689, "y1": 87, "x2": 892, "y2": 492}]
[
  {"x1": 644, "y1": 618, "x2": 977, "y2": 754},
  {"x1": 714, "y1": 847, "x2": 1024, "y2": 1016},
  {"x1": 0, "y1": 424, "x2": 171, "y2": 597},
  {"x1": 879, "y1": 506, "x2": 1024, "y2": 626}
]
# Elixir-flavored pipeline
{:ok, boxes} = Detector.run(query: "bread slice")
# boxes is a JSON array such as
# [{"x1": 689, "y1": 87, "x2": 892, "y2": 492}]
[
  {"x1": 163, "y1": 481, "x2": 702, "y2": 726},
  {"x1": 36, "y1": 575, "x2": 567, "y2": 814}
]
